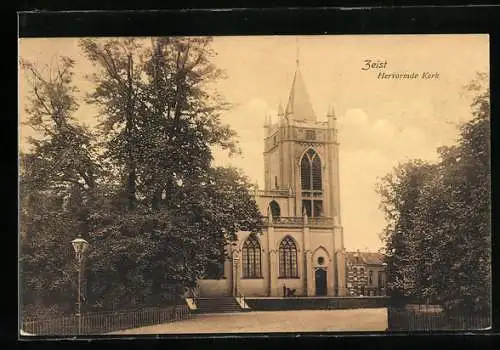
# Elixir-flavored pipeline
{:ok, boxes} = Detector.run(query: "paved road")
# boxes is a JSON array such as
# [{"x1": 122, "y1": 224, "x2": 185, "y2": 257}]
[{"x1": 108, "y1": 308, "x2": 388, "y2": 334}]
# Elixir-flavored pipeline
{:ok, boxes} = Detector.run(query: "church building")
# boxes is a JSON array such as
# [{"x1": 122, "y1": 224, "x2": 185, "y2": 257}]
[{"x1": 197, "y1": 60, "x2": 348, "y2": 297}]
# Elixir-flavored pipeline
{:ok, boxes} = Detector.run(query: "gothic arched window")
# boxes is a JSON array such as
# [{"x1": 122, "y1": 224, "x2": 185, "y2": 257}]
[
  {"x1": 301, "y1": 149, "x2": 322, "y2": 190},
  {"x1": 242, "y1": 235, "x2": 262, "y2": 278},
  {"x1": 269, "y1": 200, "x2": 281, "y2": 218},
  {"x1": 279, "y1": 236, "x2": 298, "y2": 278},
  {"x1": 300, "y1": 148, "x2": 323, "y2": 217}
]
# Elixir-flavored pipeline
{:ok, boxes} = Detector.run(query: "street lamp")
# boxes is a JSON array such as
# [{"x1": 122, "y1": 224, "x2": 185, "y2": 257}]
[
  {"x1": 381, "y1": 263, "x2": 388, "y2": 296},
  {"x1": 72, "y1": 238, "x2": 89, "y2": 335},
  {"x1": 233, "y1": 256, "x2": 240, "y2": 296}
]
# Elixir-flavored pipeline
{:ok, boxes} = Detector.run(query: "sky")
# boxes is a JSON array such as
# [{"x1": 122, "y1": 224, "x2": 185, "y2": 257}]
[{"x1": 18, "y1": 34, "x2": 489, "y2": 252}]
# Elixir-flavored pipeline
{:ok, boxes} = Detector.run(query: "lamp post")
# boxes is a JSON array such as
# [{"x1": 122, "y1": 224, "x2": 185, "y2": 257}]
[
  {"x1": 382, "y1": 262, "x2": 388, "y2": 296},
  {"x1": 233, "y1": 256, "x2": 240, "y2": 296},
  {"x1": 72, "y1": 238, "x2": 89, "y2": 336}
]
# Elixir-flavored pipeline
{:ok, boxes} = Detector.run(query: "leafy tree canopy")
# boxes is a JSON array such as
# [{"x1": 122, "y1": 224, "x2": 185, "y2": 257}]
[
  {"x1": 376, "y1": 72, "x2": 490, "y2": 312},
  {"x1": 20, "y1": 37, "x2": 262, "y2": 316}
]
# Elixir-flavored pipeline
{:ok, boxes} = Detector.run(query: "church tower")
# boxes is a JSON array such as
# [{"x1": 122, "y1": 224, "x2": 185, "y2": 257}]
[{"x1": 263, "y1": 62, "x2": 343, "y2": 243}]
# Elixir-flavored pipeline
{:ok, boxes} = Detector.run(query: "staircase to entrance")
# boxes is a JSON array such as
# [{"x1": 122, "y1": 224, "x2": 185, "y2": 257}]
[{"x1": 195, "y1": 297, "x2": 245, "y2": 314}]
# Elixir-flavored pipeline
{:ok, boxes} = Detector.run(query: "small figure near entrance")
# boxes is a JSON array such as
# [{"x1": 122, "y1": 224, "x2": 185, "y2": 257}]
[{"x1": 282, "y1": 284, "x2": 296, "y2": 297}]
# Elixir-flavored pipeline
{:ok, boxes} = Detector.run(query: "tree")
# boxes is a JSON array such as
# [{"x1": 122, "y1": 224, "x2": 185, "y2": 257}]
[
  {"x1": 79, "y1": 39, "x2": 143, "y2": 211},
  {"x1": 376, "y1": 160, "x2": 435, "y2": 302},
  {"x1": 79, "y1": 37, "x2": 261, "y2": 309},
  {"x1": 20, "y1": 57, "x2": 99, "y2": 317},
  {"x1": 20, "y1": 37, "x2": 263, "y2": 314},
  {"x1": 377, "y1": 72, "x2": 490, "y2": 313},
  {"x1": 438, "y1": 72, "x2": 490, "y2": 312}
]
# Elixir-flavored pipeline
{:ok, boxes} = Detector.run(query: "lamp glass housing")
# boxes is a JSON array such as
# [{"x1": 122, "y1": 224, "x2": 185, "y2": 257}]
[{"x1": 72, "y1": 238, "x2": 89, "y2": 256}]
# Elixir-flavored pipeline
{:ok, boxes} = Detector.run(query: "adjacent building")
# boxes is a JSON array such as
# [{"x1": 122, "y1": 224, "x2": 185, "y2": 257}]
[{"x1": 345, "y1": 250, "x2": 387, "y2": 296}]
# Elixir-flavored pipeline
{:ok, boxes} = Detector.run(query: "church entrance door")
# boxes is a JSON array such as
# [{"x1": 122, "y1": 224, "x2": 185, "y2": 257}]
[{"x1": 315, "y1": 268, "x2": 327, "y2": 296}]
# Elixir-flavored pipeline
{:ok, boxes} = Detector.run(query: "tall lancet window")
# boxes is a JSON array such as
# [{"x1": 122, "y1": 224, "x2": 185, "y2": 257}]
[
  {"x1": 242, "y1": 235, "x2": 262, "y2": 278},
  {"x1": 279, "y1": 236, "x2": 298, "y2": 278},
  {"x1": 301, "y1": 149, "x2": 322, "y2": 190},
  {"x1": 300, "y1": 148, "x2": 323, "y2": 217}
]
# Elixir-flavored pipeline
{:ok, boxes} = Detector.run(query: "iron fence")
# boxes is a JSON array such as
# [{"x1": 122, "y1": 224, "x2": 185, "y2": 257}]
[
  {"x1": 387, "y1": 304, "x2": 491, "y2": 331},
  {"x1": 21, "y1": 304, "x2": 191, "y2": 336}
]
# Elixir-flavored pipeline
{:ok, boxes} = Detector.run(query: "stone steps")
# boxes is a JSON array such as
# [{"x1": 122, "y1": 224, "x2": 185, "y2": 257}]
[{"x1": 195, "y1": 297, "x2": 243, "y2": 314}]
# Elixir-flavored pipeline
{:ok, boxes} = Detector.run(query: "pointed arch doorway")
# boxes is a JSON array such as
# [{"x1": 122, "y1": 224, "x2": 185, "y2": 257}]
[{"x1": 315, "y1": 268, "x2": 327, "y2": 296}]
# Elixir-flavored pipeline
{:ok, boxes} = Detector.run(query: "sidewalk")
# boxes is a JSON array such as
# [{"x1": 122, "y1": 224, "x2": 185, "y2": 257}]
[{"x1": 108, "y1": 308, "x2": 388, "y2": 334}]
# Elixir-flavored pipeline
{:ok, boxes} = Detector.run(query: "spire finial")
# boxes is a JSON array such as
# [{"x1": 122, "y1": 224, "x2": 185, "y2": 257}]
[{"x1": 296, "y1": 36, "x2": 300, "y2": 67}]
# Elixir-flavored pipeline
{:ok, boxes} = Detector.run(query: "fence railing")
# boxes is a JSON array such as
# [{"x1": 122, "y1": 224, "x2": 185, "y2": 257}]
[
  {"x1": 251, "y1": 189, "x2": 294, "y2": 197},
  {"x1": 264, "y1": 216, "x2": 303, "y2": 227},
  {"x1": 387, "y1": 305, "x2": 491, "y2": 331},
  {"x1": 263, "y1": 216, "x2": 335, "y2": 228},
  {"x1": 344, "y1": 287, "x2": 387, "y2": 297},
  {"x1": 21, "y1": 304, "x2": 191, "y2": 336},
  {"x1": 236, "y1": 292, "x2": 246, "y2": 309}
]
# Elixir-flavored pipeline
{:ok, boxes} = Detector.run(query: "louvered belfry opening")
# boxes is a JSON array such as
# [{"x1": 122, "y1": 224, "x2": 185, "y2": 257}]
[{"x1": 300, "y1": 148, "x2": 323, "y2": 217}]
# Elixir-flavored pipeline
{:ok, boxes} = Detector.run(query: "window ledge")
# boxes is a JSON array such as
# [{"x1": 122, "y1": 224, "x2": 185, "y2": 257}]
[{"x1": 278, "y1": 277, "x2": 300, "y2": 279}]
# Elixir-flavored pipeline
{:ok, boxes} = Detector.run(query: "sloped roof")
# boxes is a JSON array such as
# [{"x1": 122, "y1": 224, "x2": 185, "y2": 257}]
[
  {"x1": 284, "y1": 67, "x2": 316, "y2": 122},
  {"x1": 346, "y1": 251, "x2": 385, "y2": 266}
]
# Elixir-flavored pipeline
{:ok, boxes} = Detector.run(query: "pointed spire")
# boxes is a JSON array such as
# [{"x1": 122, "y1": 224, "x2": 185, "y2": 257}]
[{"x1": 285, "y1": 63, "x2": 316, "y2": 121}]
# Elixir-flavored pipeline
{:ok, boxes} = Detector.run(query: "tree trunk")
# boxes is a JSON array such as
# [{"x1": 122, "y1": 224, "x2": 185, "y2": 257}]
[{"x1": 125, "y1": 53, "x2": 136, "y2": 211}]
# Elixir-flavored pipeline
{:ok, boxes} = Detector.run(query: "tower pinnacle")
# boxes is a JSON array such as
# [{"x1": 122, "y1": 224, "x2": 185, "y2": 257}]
[
  {"x1": 327, "y1": 104, "x2": 336, "y2": 118},
  {"x1": 278, "y1": 102, "x2": 284, "y2": 117}
]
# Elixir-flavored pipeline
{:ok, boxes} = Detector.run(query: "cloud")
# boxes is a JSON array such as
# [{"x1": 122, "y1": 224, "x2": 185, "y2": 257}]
[
  {"x1": 339, "y1": 149, "x2": 390, "y2": 251},
  {"x1": 373, "y1": 119, "x2": 396, "y2": 139},
  {"x1": 213, "y1": 98, "x2": 270, "y2": 186},
  {"x1": 338, "y1": 109, "x2": 374, "y2": 151},
  {"x1": 339, "y1": 107, "x2": 434, "y2": 161}
]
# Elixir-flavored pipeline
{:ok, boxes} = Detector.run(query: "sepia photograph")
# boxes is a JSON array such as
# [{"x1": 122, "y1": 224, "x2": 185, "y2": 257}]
[{"x1": 18, "y1": 34, "x2": 491, "y2": 336}]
